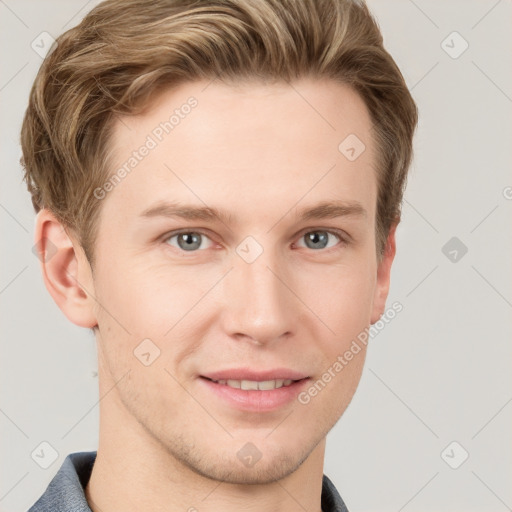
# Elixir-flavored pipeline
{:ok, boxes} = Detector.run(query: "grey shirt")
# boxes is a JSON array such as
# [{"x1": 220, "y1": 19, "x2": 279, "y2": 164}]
[{"x1": 27, "y1": 451, "x2": 349, "y2": 512}]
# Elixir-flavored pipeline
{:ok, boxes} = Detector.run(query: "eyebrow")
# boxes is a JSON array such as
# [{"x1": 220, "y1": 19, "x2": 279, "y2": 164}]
[{"x1": 139, "y1": 200, "x2": 367, "y2": 225}]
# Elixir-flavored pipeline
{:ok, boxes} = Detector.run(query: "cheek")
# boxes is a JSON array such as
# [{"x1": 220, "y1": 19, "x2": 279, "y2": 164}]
[
  {"x1": 93, "y1": 250, "x2": 201, "y2": 338},
  {"x1": 301, "y1": 257, "x2": 377, "y2": 336}
]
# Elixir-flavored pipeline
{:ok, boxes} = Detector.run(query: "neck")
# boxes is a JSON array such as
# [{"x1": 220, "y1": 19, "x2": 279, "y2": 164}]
[{"x1": 85, "y1": 390, "x2": 326, "y2": 512}]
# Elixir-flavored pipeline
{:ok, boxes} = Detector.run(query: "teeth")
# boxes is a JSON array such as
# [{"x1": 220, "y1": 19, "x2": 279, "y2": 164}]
[
  {"x1": 241, "y1": 380, "x2": 259, "y2": 390},
  {"x1": 215, "y1": 379, "x2": 295, "y2": 390}
]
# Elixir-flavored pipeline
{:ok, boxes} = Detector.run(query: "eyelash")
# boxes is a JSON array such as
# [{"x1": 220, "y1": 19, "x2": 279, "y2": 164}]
[{"x1": 162, "y1": 228, "x2": 350, "y2": 254}]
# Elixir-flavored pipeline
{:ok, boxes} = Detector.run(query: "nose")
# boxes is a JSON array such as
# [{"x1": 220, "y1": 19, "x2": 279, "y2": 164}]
[{"x1": 220, "y1": 246, "x2": 296, "y2": 346}]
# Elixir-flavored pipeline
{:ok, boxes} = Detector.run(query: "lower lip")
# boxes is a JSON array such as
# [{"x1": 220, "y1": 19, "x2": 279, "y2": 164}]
[{"x1": 199, "y1": 377, "x2": 310, "y2": 412}]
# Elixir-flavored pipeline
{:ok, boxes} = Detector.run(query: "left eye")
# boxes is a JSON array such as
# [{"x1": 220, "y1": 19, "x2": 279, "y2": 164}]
[
  {"x1": 165, "y1": 231, "x2": 214, "y2": 252},
  {"x1": 296, "y1": 230, "x2": 342, "y2": 250}
]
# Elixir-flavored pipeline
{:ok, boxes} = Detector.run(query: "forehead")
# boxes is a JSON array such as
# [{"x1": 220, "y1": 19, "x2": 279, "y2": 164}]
[{"x1": 101, "y1": 78, "x2": 377, "y2": 230}]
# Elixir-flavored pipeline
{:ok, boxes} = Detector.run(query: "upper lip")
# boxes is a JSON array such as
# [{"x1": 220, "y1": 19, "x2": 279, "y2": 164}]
[{"x1": 201, "y1": 368, "x2": 309, "y2": 382}]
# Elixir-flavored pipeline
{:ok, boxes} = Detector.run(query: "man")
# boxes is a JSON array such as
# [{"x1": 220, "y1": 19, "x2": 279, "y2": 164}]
[{"x1": 21, "y1": 0, "x2": 417, "y2": 510}]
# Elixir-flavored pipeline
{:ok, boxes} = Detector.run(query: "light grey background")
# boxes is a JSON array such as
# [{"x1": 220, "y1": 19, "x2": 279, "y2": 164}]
[{"x1": 1, "y1": 1, "x2": 511, "y2": 511}]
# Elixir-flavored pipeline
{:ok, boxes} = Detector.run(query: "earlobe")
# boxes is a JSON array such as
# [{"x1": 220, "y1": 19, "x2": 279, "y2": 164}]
[
  {"x1": 370, "y1": 223, "x2": 398, "y2": 324},
  {"x1": 34, "y1": 209, "x2": 98, "y2": 328}
]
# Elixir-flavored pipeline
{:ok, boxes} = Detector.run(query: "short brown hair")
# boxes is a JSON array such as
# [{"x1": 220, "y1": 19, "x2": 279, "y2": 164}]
[{"x1": 20, "y1": 0, "x2": 418, "y2": 265}]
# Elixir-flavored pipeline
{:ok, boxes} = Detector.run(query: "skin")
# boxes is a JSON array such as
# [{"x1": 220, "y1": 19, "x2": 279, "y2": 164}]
[{"x1": 36, "y1": 78, "x2": 396, "y2": 512}]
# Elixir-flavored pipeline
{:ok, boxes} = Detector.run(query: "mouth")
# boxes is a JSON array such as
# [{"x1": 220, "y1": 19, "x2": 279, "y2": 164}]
[
  {"x1": 201, "y1": 376, "x2": 306, "y2": 390},
  {"x1": 198, "y1": 375, "x2": 311, "y2": 412}
]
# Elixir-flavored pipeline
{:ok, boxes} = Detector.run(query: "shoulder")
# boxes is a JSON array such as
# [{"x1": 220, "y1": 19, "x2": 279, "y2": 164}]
[
  {"x1": 322, "y1": 473, "x2": 350, "y2": 512},
  {"x1": 27, "y1": 451, "x2": 97, "y2": 512}
]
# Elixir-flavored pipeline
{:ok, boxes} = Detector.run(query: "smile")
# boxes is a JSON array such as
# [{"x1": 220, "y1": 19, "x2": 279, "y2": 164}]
[{"x1": 205, "y1": 378, "x2": 298, "y2": 390}]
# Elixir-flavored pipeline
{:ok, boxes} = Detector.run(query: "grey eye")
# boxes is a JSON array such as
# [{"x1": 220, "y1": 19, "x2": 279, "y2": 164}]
[
  {"x1": 299, "y1": 231, "x2": 340, "y2": 250},
  {"x1": 166, "y1": 232, "x2": 212, "y2": 251}
]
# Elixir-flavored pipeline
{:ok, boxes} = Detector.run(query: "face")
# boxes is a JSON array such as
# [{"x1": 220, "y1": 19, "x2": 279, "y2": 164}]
[{"x1": 84, "y1": 78, "x2": 393, "y2": 484}]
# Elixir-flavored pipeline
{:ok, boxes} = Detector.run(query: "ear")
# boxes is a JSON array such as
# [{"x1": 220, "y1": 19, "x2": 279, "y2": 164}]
[
  {"x1": 34, "y1": 209, "x2": 98, "y2": 328},
  {"x1": 370, "y1": 222, "x2": 397, "y2": 324}
]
